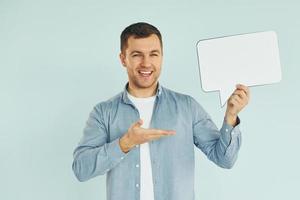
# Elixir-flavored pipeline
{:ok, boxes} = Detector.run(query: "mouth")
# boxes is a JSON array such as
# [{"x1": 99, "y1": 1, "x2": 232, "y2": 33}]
[{"x1": 138, "y1": 70, "x2": 153, "y2": 78}]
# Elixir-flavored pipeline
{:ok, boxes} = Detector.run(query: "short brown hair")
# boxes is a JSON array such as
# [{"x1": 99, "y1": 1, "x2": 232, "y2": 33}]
[{"x1": 120, "y1": 22, "x2": 163, "y2": 53}]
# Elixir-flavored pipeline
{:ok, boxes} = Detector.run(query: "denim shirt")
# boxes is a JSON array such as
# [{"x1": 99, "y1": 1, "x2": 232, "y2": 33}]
[{"x1": 72, "y1": 83, "x2": 242, "y2": 200}]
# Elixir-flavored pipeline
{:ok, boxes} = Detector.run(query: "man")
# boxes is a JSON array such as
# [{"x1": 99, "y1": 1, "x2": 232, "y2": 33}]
[{"x1": 72, "y1": 22, "x2": 250, "y2": 200}]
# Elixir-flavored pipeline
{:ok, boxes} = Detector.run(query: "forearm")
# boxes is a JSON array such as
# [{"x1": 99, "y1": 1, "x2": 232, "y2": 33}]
[
  {"x1": 211, "y1": 121, "x2": 242, "y2": 168},
  {"x1": 194, "y1": 118, "x2": 242, "y2": 169},
  {"x1": 191, "y1": 96, "x2": 242, "y2": 169},
  {"x1": 72, "y1": 138, "x2": 126, "y2": 182}
]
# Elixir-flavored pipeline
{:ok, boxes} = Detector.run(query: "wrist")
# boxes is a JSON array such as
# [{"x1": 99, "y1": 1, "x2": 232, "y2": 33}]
[
  {"x1": 119, "y1": 133, "x2": 133, "y2": 153},
  {"x1": 225, "y1": 113, "x2": 237, "y2": 127}
]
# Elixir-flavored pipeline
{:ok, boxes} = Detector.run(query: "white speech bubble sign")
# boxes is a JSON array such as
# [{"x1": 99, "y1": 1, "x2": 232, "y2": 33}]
[{"x1": 196, "y1": 31, "x2": 282, "y2": 107}]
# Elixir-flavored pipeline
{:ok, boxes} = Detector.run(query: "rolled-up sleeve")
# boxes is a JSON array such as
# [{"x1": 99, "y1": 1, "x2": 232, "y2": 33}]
[
  {"x1": 190, "y1": 97, "x2": 242, "y2": 169},
  {"x1": 72, "y1": 105, "x2": 127, "y2": 182}
]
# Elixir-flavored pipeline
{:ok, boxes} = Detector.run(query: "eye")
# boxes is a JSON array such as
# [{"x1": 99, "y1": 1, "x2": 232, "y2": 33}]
[
  {"x1": 132, "y1": 54, "x2": 141, "y2": 57},
  {"x1": 150, "y1": 54, "x2": 159, "y2": 57}
]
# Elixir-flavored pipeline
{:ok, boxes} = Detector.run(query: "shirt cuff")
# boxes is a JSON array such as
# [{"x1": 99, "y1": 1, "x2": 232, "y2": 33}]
[
  {"x1": 106, "y1": 138, "x2": 127, "y2": 164},
  {"x1": 220, "y1": 116, "x2": 241, "y2": 147}
]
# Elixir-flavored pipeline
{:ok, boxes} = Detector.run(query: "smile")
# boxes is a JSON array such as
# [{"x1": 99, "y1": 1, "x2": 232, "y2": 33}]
[{"x1": 138, "y1": 70, "x2": 153, "y2": 77}]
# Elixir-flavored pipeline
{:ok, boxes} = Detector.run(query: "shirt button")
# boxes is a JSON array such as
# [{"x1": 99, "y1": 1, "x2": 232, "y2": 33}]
[
  {"x1": 225, "y1": 129, "x2": 229, "y2": 132},
  {"x1": 135, "y1": 145, "x2": 139, "y2": 148},
  {"x1": 136, "y1": 184, "x2": 139, "y2": 188},
  {"x1": 136, "y1": 164, "x2": 139, "y2": 168},
  {"x1": 121, "y1": 157, "x2": 124, "y2": 160}
]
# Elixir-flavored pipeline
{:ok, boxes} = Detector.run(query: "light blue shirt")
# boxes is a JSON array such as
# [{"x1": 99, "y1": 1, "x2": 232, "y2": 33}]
[{"x1": 72, "y1": 83, "x2": 242, "y2": 200}]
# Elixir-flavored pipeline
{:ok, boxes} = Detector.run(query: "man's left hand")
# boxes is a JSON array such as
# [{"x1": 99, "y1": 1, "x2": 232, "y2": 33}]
[{"x1": 225, "y1": 84, "x2": 250, "y2": 126}]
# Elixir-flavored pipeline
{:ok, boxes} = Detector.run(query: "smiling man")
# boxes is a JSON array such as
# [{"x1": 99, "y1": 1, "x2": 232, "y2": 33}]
[{"x1": 72, "y1": 22, "x2": 250, "y2": 200}]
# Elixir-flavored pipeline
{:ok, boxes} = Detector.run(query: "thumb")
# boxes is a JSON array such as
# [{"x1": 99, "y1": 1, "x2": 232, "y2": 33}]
[{"x1": 133, "y1": 119, "x2": 143, "y2": 128}]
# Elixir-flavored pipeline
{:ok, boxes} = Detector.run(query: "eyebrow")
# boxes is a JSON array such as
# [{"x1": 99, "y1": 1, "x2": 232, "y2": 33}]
[{"x1": 130, "y1": 50, "x2": 161, "y2": 55}]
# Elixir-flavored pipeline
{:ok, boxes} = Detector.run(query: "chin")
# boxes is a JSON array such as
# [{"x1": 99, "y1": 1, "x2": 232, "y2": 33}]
[
  {"x1": 136, "y1": 80, "x2": 157, "y2": 89},
  {"x1": 138, "y1": 83, "x2": 155, "y2": 89}
]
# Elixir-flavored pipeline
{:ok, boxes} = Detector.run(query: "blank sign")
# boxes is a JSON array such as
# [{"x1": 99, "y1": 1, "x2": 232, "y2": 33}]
[{"x1": 197, "y1": 31, "x2": 282, "y2": 107}]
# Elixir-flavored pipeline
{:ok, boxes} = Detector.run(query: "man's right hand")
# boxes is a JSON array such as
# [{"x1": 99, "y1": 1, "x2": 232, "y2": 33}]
[{"x1": 119, "y1": 119, "x2": 176, "y2": 153}]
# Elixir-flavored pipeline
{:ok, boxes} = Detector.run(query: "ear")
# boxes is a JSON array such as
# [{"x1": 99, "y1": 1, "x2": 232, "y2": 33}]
[{"x1": 119, "y1": 52, "x2": 126, "y2": 68}]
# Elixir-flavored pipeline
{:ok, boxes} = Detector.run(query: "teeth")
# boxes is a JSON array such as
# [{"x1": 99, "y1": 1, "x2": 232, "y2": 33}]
[{"x1": 139, "y1": 71, "x2": 152, "y2": 75}]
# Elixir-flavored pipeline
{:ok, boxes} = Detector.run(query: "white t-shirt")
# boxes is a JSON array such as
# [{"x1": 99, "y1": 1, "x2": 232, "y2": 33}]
[{"x1": 127, "y1": 92, "x2": 155, "y2": 200}]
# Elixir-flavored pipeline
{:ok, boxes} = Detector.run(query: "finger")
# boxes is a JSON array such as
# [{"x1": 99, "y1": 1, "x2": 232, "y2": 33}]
[
  {"x1": 233, "y1": 90, "x2": 247, "y2": 100},
  {"x1": 234, "y1": 88, "x2": 250, "y2": 103},
  {"x1": 145, "y1": 133, "x2": 175, "y2": 141},
  {"x1": 146, "y1": 133, "x2": 175, "y2": 138},
  {"x1": 133, "y1": 119, "x2": 143, "y2": 128},
  {"x1": 229, "y1": 97, "x2": 240, "y2": 107},
  {"x1": 146, "y1": 135, "x2": 166, "y2": 141},
  {"x1": 234, "y1": 89, "x2": 249, "y2": 105},
  {"x1": 156, "y1": 129, "x2": 176, "y2": 135},
  {"x1": 145, "y1": 129, "x2": 176, "y2": 135},
  {"x1": 232, "y1": 95, "x2": 243, "y2": 105},
  {"x1": 236, "y1": 84, "x2": 250, "y2": 97}
]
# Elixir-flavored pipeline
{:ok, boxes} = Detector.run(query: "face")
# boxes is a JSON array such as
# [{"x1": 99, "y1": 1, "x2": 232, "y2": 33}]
[{"x1": 119, "y1": 34, "x2": 163, "y2": 91}]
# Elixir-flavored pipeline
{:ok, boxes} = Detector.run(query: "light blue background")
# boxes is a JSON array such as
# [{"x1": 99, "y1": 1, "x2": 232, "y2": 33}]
[{"x1": 1, "y1": 0, "x2": 299, "y2": 199}]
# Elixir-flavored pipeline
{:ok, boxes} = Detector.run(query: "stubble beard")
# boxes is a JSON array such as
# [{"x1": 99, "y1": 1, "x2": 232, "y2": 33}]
[{"x1": 131, "y1": 73, "x2": 159, "y2": 90}]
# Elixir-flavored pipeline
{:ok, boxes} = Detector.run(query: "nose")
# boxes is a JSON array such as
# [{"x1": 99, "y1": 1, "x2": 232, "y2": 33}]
[{"x1": 141, "y1": 55, "x2": 151, "y2": 68}]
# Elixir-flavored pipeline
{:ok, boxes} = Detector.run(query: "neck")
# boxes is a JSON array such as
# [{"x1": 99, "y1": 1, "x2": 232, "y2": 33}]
[{"x1": 127, "y1": 82, "x2": 158, "y2": 98}]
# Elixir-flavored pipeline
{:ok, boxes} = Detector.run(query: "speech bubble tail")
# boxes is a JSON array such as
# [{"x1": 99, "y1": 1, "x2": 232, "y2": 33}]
[{"x1": 219, "y1": 86, "x2": 236, "y2": 107}]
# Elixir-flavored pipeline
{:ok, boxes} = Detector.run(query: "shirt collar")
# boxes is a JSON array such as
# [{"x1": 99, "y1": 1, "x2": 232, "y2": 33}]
[{"x1": 121, "y1": 82, "x2": 162, "y2": 105}]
